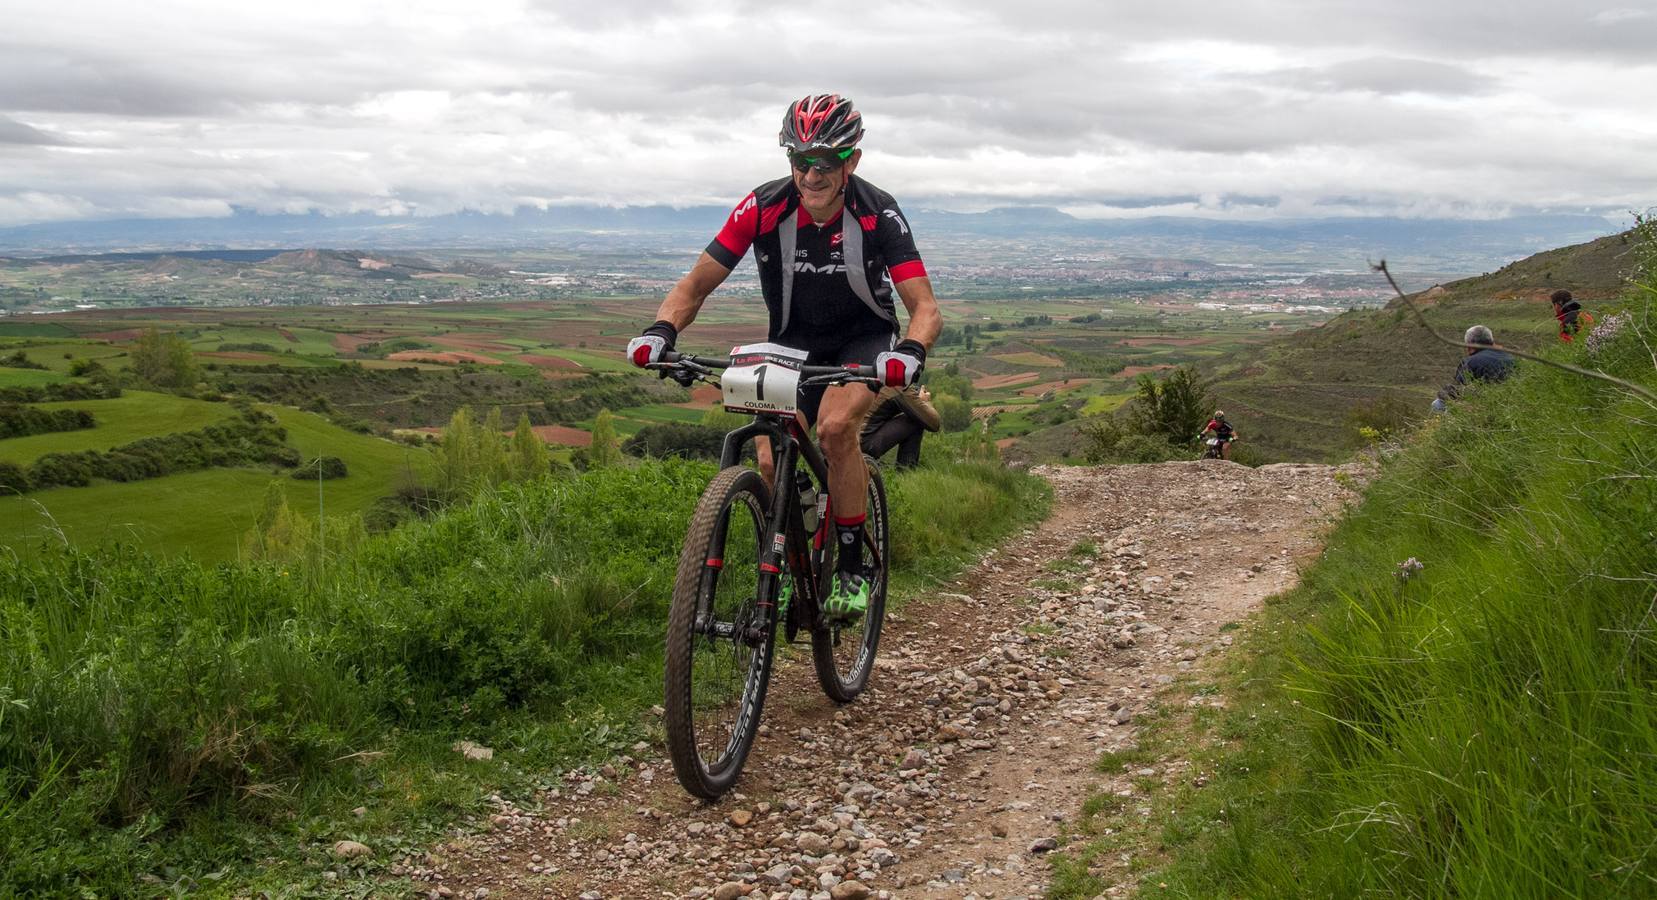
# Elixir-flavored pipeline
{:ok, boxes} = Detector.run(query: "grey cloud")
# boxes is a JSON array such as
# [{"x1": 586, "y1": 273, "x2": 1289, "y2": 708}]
[
  {"x1": 974, "y1": 1, "x2": 1657, "y2": 61},
  {"x1": 0, "y1": 1, "x2": 1652, "y2": 227},
  {"x1": 0, "y1": 46, "x2": 233, "y2": 116},
  {"x1": 1256, "y1": 57, "x2": 1498, "y2": 96},
  {"x1": 0, "y1": 116, "x2": 65, "y2": 145}
]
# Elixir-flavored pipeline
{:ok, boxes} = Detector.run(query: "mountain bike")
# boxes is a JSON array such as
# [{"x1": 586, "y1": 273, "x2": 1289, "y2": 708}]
[{"x1": 650, "y1": 344, "x2": 891, "y2": 799}]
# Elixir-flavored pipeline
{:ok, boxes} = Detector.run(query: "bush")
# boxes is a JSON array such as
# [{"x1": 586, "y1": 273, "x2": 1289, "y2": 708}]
[
  {"x1": 0, "y1": 382, "x2": 121, "y2": 404},
  {"x1": 0, "y1": 350, "x2": 46, "y2": 370},
  {"x1": 0, "y1": 461, "x2": 29, "y2": 493},
  {"x1": 22, "y1": 409, "x2": 293, "y2": 491},
  {"x1": 291, "y1": 455, "x2": 349, "y2": 480},
  {"x1": 934, "y1": 393, "x2": 973, "y2": 432},
  {"x1": 622, "y1": 423, "x2": 727, "y2": 460},
  {"x1": 0, "y1": 405, "x2": 95, "y2": 439}
]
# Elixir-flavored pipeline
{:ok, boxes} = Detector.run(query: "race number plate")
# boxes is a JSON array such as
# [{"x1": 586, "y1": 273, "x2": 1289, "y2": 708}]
[{"x1": 723, "y1": 343, "x2": 807, "y2": 415}]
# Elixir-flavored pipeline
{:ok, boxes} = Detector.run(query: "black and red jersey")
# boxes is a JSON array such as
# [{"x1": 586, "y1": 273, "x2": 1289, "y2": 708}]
[{"x1": 705, "y1": 175, "x2": 926, "y2": 353}]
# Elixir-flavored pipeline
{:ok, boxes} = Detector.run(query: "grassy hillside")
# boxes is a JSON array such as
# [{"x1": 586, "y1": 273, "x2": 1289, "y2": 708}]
[
  {"x1": 0, "y1": 391, "x2": 235, "y2": 465},
  {"x1": 0, "y1": 449, "x2": 1049, "y2": 895},
  {"x1": 4, "y1": 403, "x2": 424, "y2": 561},
  {"x1": 1208, "y1": 229, "x2": 1641, "y2": 460},
  {"x1": 1114, "y1": 259, "x2": 1657, "y2": 896}
]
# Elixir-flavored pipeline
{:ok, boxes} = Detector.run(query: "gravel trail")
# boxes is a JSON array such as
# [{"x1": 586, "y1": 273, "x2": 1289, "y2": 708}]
[{"x1": 390, "y1": 460, "x2": 1363, "y2": 900}]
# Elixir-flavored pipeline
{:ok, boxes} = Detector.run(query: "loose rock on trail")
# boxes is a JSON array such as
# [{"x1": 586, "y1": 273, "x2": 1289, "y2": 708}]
[{"x1": 390, "y1": 460, "x2": 1362, "y2": 899}]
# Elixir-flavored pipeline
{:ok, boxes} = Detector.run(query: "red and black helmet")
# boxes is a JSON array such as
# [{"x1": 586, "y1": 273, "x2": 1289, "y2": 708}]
[{"x1": 779, "y1": 94, "x2": 864, "y2": 153}]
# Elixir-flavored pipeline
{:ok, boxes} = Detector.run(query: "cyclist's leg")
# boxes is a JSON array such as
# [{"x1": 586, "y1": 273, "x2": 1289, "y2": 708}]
[
  {"x1": 818, "y1": 382, "x2": 878, "y2": 523},
  {"x1": 815, "y1": 331, "x2": 892, "y2": 526}
]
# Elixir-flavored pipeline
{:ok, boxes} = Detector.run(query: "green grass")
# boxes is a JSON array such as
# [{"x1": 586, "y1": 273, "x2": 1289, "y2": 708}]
[
  {"x1": 0, "y1": 391, "x2": 235, "y2": 466},
  {"x1": 0, "y1": 367, "x2": 68, "y2": 387},
  {"x1": 0, "y1": 448, "x2": 1049, "y2": 895},
  {"x1": 4, "y1": 404, "x2": 427, "y2": 561},
  {"x1": 1128, "y1": 289, "x2": 1657, "y2": 896},
  {"x1": 0, "y1": 340, "x2": 128, "y2": 372},
  {"x1": 0, "y1": 322, "x2": 77, "y2": 338},
  {"x1": 5, "y1": 467, "x2": 288, "y2": 560}
]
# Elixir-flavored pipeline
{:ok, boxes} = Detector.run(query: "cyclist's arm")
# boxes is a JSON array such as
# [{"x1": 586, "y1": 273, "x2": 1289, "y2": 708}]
[
  {"x1": 894, "y1": 275, "x2": 942, "y2": 350},
  {"x1": 653, "y1": 252, "x2": 732, "y2": 332}
]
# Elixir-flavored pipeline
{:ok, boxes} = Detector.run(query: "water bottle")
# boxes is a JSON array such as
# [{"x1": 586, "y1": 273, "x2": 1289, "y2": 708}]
[{"x1": 796, "y1": 472, "x2": 820, "y2": 532}]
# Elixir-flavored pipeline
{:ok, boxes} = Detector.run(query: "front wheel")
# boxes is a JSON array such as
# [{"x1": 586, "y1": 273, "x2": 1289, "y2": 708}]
[
  {"x1": 664, "y1": 466, "x2": 777, "y2": 799},
  {"x1": 812, "y1": 456, "x2": 889, "y2": 703}
]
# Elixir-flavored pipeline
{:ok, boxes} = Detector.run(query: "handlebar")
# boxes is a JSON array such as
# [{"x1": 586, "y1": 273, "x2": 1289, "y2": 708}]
[{"x1": 655, "y1": 350, "x2": 880, "y2": 385}]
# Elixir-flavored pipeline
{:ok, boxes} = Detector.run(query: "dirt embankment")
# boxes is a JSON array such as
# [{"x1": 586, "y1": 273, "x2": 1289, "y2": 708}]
[{"x1": 382, "y1": 460, "x2": 1364, "y2": 899}]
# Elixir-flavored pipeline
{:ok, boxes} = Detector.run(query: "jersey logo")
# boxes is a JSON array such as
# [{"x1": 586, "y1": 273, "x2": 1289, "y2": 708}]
[
  {"x1": 794, "y1": 262, "x2": 847, "y2": 274},
  {"x1": 882, "y1": 209, "x2": 909, "y2": 234},
  {"x1": 732, "y1": 195, "x2": 756, "y2": 222},
  {"x1": 830, "y1": 231, "x2": 844, "y2": 246}
]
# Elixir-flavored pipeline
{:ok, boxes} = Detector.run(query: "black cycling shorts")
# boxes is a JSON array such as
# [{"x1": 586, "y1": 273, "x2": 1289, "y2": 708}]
[{"x1": 792, "y1": 331, "x2": 895, "y2": 427}]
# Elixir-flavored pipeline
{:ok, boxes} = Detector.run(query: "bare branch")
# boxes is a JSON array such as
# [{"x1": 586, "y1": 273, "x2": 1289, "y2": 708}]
[{"x1": 1371, "y1": 260, "x2": 1657, "y2": 408}]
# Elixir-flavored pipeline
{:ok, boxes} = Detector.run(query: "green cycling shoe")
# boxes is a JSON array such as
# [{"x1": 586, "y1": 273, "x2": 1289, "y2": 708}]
[
  {"x1": 775, "y1": 577, "x2": 793, "y2": 618},
  {"x1": 824, "y1": 571, "x2": 870, "y2": 621}
]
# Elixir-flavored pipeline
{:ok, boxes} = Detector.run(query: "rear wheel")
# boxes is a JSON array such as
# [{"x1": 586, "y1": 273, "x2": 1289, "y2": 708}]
[
  {"x1": 812, "y1": 456, "x2": 889, "y2": 702},
  {"x1": 664, "y1": 466, "x2": 777, "y2": 799}
]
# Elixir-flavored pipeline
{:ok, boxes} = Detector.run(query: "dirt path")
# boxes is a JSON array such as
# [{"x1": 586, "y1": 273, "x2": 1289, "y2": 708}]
[{"x1": 392, "y1": 461, "x2": 1362, "y2": 900}]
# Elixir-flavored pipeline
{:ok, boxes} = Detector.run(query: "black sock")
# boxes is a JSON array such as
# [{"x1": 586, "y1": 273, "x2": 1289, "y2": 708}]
[{"x1": 834, "y1": 514, "x2": 865, "y2": 576}]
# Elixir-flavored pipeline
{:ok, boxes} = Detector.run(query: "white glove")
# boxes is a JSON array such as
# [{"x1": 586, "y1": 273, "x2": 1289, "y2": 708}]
[
  {"x1": 626, "y1": 321, "x2": 677, "y2": 368},
  {"x1": 875, "y1": 340, "x2": 926, "y2": 388}
]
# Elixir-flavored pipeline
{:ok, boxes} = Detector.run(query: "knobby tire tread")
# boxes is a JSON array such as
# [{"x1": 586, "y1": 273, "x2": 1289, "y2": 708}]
[{"x1": 664, "y1": 466, "x2": 775, "y2": 800}]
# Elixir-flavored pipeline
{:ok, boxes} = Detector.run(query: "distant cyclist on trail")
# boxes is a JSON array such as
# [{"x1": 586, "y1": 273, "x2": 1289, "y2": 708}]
[
  {"x1": 626, "y1": 93, "x2": 943, "y2": 620},
  {"x1": 1199, "y1": 410, "x2": 1238, "y2": 460}
]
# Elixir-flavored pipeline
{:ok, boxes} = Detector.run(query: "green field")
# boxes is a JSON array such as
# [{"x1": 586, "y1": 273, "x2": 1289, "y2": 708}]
[
  {"x1": 5, "y1": 404, "x2": 426, "y2": 561},
  {"x1": 0, "y1": 340, "x2": 129, "y2": 372},
  {"x1": 0, "y1": 367, "x2": 68, "y2": 387},
  {"x1": 0, "y1": 391, "x2": 235, "y2": 465}
]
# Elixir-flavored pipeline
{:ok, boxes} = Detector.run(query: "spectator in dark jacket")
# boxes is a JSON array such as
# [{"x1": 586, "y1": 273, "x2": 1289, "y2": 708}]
[
  {"x1": 1551, "y1": 289, "x2": 1593, "y2": 342},
  {"x1": 1434, "y1": 325, "x2": 1515, "y2": 411}
]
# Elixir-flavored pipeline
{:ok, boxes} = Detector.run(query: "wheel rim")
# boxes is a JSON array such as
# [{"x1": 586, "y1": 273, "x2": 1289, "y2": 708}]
[{"x1": 687, "y1": 490, "x2": 770, "y2": 776}]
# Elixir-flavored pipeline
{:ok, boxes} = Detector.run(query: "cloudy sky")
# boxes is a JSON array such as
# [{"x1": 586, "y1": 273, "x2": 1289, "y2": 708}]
[{"x1": 3, "y1": 0, "x2": 1655, "y2": 227}]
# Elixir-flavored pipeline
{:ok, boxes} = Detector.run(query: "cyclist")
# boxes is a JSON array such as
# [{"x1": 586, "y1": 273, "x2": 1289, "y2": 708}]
[
  {"x1": 1199, "y1": 410, "x2": 1238, "y2": 460},
  {"x1": 627, "y1": 93, "x2": 942, "y2": 620}
]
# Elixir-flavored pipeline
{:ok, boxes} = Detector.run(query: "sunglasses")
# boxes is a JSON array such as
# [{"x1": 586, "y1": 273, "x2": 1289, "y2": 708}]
[{"x1": 788, "y1": 147, "x2": 855, "y2": 174}]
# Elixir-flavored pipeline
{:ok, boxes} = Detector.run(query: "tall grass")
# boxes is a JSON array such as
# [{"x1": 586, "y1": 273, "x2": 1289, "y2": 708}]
[
  {"x1": 0, "y1": 451, "x2": 1047, "y2": 893},
  {"x1": 1142, "y1": 290, "x2": 1657, "y2": 896}
]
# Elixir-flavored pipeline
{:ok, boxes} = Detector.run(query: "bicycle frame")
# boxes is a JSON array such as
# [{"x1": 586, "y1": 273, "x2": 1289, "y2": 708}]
[{"x1": 712, "y1": 414, "x2": 832, "y2": 638}]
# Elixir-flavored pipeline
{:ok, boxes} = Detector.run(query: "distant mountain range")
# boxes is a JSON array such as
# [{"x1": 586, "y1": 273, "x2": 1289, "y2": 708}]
[{"x1": 0, "y1": 206, "x2": 1621, "y2": 270}]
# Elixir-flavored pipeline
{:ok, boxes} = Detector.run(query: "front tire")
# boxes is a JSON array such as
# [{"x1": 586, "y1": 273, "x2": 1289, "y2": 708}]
[
  {"x1": 812, "y1": 456, "x2": 889, "y2": 702},
  {"x1": 664, "y1": 466, "x2": 777, "y2": 799}
]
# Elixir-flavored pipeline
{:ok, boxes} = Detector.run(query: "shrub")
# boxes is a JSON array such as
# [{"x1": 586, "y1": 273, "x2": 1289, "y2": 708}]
[
  {"x1": 21, "y1": 409, "x2": 293, "y2": 492},
  {"x1": 0, "y1": 350, "x2": 46, "y2": 370},
  {"x1": 290, "y1": 455, "x2": 349, "y2": 480},
  {"x1": 934, "y1": 394, "x2": 974, "y2": 432},
  {"x1": 622, "y1": 422, "x2": 727, "y2": 460},
  {"x1": 0, "y1": 461, "x2": 29, "y2": 493},
  {"x1": 0, "y1": 405, "x2": 96, "y2": 439}
]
